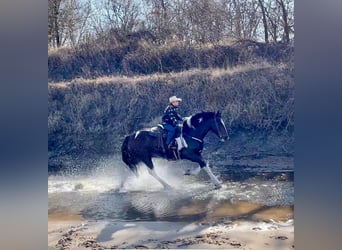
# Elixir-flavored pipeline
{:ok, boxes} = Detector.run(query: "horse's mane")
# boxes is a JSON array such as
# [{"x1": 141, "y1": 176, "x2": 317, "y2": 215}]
[{"x1": 184, "y1": 111, "x2": 215, "y2": 130}]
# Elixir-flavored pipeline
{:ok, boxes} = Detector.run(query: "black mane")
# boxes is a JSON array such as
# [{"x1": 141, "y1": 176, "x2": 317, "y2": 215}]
[{"x1": 189, "y1": 112, "x2": 215, "y2": 128}]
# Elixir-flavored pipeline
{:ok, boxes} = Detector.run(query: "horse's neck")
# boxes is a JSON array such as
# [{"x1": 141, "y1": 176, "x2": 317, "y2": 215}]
[{"x1": 185, "y1": 118, "x2": 212, "y2": 140}]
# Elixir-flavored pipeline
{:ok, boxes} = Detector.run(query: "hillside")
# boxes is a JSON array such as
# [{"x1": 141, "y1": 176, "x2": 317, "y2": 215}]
[
  {"x1": 48, "y1": 40, "x2": 294, "y2": 171},
  {"x1": 48, "y1": 39, "x2": 293, "y2": 82}
]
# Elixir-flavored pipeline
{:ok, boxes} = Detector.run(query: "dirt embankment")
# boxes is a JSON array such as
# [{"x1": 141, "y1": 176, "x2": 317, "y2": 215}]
[
  {"x1": 48, "y1": 64, "x2": 293, "y2": 171},
  {"x1": 48, "y1": 39, "x2": 293, "y2": 82},
  {"x1": 48, "y1": 40, "x2": 294, "y2": 172}
]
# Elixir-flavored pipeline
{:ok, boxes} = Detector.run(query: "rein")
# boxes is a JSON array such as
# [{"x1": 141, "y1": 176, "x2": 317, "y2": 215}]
[
  {"x1": 213, "y1": 116, "x2": 225, "y2": 140},
  {"x1": 183, "y1": 133, "x2": 203, "y2": 144}
]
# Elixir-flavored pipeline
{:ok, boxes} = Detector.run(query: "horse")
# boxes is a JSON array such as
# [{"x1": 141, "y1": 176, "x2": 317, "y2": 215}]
[{"x1": 121, "y1": 111, "x2": 229, "y2": 189}]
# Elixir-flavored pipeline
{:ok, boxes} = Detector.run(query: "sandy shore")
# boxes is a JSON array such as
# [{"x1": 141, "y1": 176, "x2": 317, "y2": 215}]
[{"x1": 48, "y1": 217, "x2": 293, "y2": 249}]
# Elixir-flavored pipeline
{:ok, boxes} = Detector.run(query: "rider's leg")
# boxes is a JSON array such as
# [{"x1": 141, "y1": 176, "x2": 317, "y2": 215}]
[{"x1": 164, "y1": 125, "x2": 176, "y2": 145}]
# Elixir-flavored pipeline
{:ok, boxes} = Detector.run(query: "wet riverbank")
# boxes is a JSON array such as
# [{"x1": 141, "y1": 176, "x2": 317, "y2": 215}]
[{"x1": 49, "y1": 213, "x2": 293, "y2": 249}]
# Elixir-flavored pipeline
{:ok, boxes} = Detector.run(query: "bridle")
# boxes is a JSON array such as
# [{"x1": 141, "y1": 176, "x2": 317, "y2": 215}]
[{"x1": 213, "y1": 115, "x2": 227, "y2": 141}]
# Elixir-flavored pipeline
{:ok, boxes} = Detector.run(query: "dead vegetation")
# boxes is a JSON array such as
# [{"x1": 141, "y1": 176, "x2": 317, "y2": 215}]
[
  {"x1": 48, "y1": 60, "x2": 293, "y2": 156},
  {"x1": 48, "y1": 38, "x2": 293, "y2": 82}
]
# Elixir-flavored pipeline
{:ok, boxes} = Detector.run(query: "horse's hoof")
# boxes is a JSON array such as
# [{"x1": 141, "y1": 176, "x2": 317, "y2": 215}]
[
  {"x1": 184, "y1": 169, "x2": 191, "y2": 175},
  {"x1": 184, "y1": 168, "x2": 201, "y2": 176},
  {"x1": 214, "y1": 184, "x2": 222, "y2": 189}
]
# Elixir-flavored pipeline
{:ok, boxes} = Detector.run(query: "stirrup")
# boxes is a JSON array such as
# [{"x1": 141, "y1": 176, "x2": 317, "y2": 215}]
[
  {"x1": 175, "y1": 137, "x2": 187, "y2": 151},
  {"x1": 166, "y1": 149, "x2": 177, "y2": 161},
  {"x1": 167, "y1": 141, "x2": 177, "y2": 149}
]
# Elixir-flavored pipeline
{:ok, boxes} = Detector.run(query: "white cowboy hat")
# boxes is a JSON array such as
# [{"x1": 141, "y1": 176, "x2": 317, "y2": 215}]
[{"x1": 169, "y1": 96, "x2": 182, "y2": 103}]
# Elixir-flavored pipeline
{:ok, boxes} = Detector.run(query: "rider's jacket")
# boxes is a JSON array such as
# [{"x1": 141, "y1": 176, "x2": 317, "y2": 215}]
[{"x1": 162, "y1": 104, "x2": 183, "y2": 127}]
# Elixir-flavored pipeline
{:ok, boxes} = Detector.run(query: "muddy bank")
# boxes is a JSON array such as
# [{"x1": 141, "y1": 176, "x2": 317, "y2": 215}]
[
  {"x1": 48, "y1": 215, "x2": 294, "y2": 250},
  {"x1": 49, "y1": 191, "x2": 294, "y2": 249}
]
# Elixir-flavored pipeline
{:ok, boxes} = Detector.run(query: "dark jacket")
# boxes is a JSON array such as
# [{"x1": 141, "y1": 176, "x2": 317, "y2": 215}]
[{"x1": 162, "y1": 104, "x2": 183, "y2": 127}]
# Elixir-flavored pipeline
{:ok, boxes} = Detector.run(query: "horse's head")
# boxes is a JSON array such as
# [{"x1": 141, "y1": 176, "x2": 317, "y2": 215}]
[
  {"x1": 183, "y1": 111, "x2": 229, "y2": 142},
  {"x1": 211, "y1": 111, "x2": 229, "y2": 142}
]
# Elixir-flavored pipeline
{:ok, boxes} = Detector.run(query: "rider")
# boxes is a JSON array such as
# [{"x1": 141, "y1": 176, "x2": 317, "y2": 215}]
[{"x1": 162, "y1": 95, "x2": 183, "y2": 148}]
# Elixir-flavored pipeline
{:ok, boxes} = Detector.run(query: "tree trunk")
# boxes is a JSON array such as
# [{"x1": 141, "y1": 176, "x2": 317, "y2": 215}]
[
  {"x1": 232, "y1": 0, "x2": 242, "y2": 39},
  {"x1": 48, "y1": 0, "x2": 62, "y2": 47},
  {"x1": 54, "y1": 5, "x2": 60, "y2": 47},
  {"x1": 258, "y1": 0, "x2": 269, "y2": 43},
  {"x1": 277, "y1": 0, "x2": 290, "y2": 42}
]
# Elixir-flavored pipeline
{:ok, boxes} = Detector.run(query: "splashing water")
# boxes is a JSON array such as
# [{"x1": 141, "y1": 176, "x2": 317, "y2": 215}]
[{"x1": 48, "y1": 156, "x2": 293, "y2": 222}]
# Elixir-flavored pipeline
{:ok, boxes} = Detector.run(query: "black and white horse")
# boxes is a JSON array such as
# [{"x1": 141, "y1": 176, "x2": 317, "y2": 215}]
[{"x1": 121, "y1": 111, "x2": 228, "y2": 189}]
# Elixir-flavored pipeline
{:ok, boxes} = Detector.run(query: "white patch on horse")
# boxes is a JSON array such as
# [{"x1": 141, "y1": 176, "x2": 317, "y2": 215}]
[
  {"x1": 198, "y1": 117, "x2": 203, "y2": 123},
  {"x1": 134, "y1": 131, "x2": 140, "y2": 139},
  {"x1": 186, "y1": 116, "x2": 195, "y2": 129}
]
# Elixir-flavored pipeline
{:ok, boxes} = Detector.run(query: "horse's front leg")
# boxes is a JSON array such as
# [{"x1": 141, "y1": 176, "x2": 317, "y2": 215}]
[
  {"x1": 182, "y1": 150, "x2": 221, "y2": 188},
  {"x1": 202, "y1": 162, "x2": 222, "y2": 189}
]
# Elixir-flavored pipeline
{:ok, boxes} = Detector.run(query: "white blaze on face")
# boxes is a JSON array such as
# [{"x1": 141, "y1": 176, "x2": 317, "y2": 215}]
[{"x1": 220, "y1": 118, "x2": 227, "y2": 134}]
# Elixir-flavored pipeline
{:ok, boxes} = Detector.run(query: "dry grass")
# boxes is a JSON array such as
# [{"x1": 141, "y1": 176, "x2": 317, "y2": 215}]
[
  {"x1": 48, "y1": 37, "x2": 293, "y2": 156},
  {"x1": 48, "y1": 61, "x2": 293, "y2": 155},
  {"x1": 48, "y1": 39, "x2": 292, "y2": 82},
  {"x1": 50, "y1": 62, "x2": 273, "y2": 87}
]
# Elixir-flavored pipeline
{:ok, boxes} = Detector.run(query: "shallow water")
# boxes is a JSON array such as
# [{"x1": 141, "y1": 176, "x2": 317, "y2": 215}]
[{"x1": 48, "y1": 157, "x2": 293, "y2": 222}]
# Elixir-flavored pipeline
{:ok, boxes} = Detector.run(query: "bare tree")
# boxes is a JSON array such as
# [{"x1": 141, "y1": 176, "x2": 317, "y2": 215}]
[
  {"x1": 264, "y1": 0, "x2": 280, "y2": 42},
  {"x1": 258, "y1": 0, "x2": 269, "y2": 43},
  {"x1": 48, "y1": 0, "x2": 62, "y2": 47},
  {"x1": 179, "y1": 0, "x2": 226, "y2": 44},
  {"x1": 221, "y1": 0, "x2": 261, "y2": 40},
  {"x1": 142, "y1": 0, "x2": 175, "y2": 43},
  {"x1": 103, "y1": 0, "x2": 141, "y2": 35},
  {"x1": 48, "y1": 0, "x2": 93, "y2": 48},
  {"x1": 277, "y1": 0, "x2": 292, "y2": 42},
  {"x1": 263, "y1": 0, "x2": 294, "y2": 43},
  {"x1": 49, "y1": 0, "x2": 294, "y2": 48}
]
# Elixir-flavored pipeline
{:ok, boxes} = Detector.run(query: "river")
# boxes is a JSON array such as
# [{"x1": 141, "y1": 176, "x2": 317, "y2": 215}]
[{"x1": 48, "y1": 156, "x2": 293, "y2": 223}]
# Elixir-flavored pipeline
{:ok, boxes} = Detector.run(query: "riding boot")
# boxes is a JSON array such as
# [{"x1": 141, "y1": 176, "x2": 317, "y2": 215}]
[
  {"x1": 166, "y1": 149, "x2": 177, "y2": 160},
  {"x1": 165, "y1": 141, "x2": 176, "y2": 160},
  {"x1": 168, "y1": 140, "x2": 177, "y2": 150}
]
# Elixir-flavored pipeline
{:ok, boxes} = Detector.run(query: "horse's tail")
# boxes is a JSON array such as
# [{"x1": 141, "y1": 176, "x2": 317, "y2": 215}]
[{"x1": 121, "y1": 135, "x2": 138, "y2": 174}]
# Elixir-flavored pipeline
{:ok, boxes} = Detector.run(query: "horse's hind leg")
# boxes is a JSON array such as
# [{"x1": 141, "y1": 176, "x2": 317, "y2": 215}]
[
  {"x1": 143, "y1": 157, "x2": 172, "y2": 189},
  {"x1": 119, "y1": 164, "x2": 139, "y2": 191}
]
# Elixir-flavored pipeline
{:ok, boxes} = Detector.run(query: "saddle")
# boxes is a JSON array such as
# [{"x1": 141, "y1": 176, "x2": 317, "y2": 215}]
[{"x1": 149, "y1": 124, "x2": 186, "y2": 160}]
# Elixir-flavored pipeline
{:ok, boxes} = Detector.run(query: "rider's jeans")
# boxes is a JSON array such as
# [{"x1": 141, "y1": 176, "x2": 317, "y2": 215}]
[{"x1": 163, "y1": 124, "x2": 176, "y2": 145}]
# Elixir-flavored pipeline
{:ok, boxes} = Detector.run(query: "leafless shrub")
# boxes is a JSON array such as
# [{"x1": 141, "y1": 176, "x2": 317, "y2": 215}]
[
  {"x1": 48, "y1": 39, "x2": 292, "y2": 82},
  {"x1": 48, "y1": 62, "x2": 293, "y2": 155}
]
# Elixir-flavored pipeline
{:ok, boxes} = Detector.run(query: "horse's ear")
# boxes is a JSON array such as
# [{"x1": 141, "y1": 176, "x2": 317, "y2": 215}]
[{"x1": 216, "y1": 110, "x2": 221, "y2": 117}]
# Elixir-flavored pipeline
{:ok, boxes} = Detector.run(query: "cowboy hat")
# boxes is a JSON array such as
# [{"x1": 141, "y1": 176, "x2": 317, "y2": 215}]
[{"x1": 169, "y1": 96, "x2": 182, "y2": 103}]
